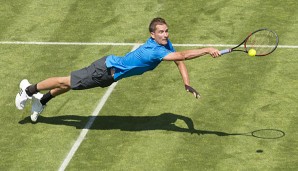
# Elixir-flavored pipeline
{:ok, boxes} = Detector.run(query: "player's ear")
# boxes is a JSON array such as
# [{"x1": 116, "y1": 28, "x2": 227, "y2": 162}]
[{"x1": 150, "y1": 32, "x2": 155, "y2": 39}]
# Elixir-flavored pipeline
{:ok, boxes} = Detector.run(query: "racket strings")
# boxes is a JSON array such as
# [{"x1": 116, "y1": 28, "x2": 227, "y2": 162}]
[{"x1": 246, "y1": 30, "x2": 278, "y2": 55}]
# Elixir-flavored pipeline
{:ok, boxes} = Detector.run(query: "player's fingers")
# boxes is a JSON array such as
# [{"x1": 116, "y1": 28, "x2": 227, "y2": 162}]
[
  {"x1": 210, "y1": 52, "x2": 216, "y2": 58},
  {"x1": 211, "y1": 50, "x2": 221, "y2": 58},
  {"x1": 208, "y1": 48, "x2": 220, "y2": 58},
  {"x1": 185, "y1": 85, "x2": 201, "y2": 99},
  {"x1": 195, "y1": 92, "x2": 201, "y2": 99}
]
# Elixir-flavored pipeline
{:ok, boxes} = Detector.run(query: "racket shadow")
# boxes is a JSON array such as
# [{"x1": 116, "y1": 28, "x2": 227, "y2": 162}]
[
  {"x1": 18, "y1": 113, "x2": 285, "y2": 139},
  {"x1": 231, "y1": 129, "x2": 286, "y2": 139}
]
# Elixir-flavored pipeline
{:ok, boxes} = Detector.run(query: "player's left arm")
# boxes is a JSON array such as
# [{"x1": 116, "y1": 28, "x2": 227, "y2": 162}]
[
  {"x1": 174, "y1": 61, "x2": 189, "y2": 85},
  {"x1": 174, "y1": 60, "x2": 200, "y2": 99}
]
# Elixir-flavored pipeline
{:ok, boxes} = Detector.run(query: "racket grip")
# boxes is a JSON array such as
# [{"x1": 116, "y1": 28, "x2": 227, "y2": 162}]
[{"x1": 220, "y1": 49, "x2": 231, "y2": 55}]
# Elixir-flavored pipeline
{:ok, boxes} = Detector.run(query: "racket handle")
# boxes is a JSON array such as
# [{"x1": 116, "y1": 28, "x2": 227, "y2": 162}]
[{"x1": 220, "y1": 49, "x2": 231, "y2": 55}]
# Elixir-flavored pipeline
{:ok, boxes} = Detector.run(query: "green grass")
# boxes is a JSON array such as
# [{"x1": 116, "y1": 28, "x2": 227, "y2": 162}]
[{"x1": 0, "y1": 0, "x2": 298, "y2": 170}]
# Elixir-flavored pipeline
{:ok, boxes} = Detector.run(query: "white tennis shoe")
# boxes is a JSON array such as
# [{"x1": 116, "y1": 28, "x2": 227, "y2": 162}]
[
  {"x1": 30, "y1": 92, "x2": 46, "y2": 122},
  {"x1": 15, "y1": 79, "x2": 32, "y2": 110}
]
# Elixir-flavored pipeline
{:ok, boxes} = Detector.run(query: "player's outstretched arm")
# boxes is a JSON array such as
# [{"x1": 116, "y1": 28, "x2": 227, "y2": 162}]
[{"x1": 163, "y1": 47, "x2": 220, "y2": 61}]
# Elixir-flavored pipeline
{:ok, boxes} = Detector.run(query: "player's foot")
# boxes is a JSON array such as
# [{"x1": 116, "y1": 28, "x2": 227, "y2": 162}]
[
  {"x1": 30, "y1": 93, "x2": 46, "y2": 122},
  {"x1": 15, "y1": 79, "x2": 32, "y2": 110}
]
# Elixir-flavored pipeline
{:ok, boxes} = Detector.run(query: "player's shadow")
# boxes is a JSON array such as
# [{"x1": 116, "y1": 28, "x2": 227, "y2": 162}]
[
  {"x1": 18, "y1": 113, "x2": 285, "y2": 138},
  {"x1": 19, "y1": 113, "x2": 231, "y2": 136}
]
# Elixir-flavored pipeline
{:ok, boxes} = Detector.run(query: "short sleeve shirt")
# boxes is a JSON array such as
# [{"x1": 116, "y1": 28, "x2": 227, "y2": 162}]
[{"x1": 105, "y1": 37, "x2": 175, "y2": 81}]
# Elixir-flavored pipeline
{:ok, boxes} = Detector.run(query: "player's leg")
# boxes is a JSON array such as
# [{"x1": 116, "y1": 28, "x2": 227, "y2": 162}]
[
  {"x1": 16, "y1": 77, "x2": 71, "y2": 109},
  {"x1": 23, "y1": 76, "x2": 71, "y2": 104},
  {"x1": 29, "y1": 76, "x2": 71, "y2": 122},
  {"x1": 16, "y1": 56, "x2": 115, "y2": 122},
  {"x1": 35, "y1": 76, "x2": 71, "y2": 95}
]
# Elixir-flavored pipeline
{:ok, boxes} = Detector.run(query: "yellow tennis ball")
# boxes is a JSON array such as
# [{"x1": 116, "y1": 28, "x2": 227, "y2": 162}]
[{"x1": 248, "y1": 49, "x2": 256, "y2": 57}]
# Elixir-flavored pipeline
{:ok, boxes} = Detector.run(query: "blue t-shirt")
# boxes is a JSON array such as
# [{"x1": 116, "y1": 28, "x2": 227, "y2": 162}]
[{"x1": 105, "y1": 37, "x2": 175, "y2": 81}]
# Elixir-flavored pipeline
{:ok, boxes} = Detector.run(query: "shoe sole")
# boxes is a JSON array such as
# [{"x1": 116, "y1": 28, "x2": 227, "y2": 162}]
[{"x1": 15, "y1": 79, "x2": 31, "y2": 110}]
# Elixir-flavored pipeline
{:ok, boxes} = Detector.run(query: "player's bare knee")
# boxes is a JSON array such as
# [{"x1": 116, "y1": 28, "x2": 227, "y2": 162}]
[{"x1": 57, "y1": 77, "x2": 71, "y2": 89}]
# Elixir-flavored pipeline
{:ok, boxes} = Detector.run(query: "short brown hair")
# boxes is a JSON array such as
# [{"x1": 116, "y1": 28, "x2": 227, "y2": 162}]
[{"x1": 149, "y1": 17, "x2": 167, "y2": 32}]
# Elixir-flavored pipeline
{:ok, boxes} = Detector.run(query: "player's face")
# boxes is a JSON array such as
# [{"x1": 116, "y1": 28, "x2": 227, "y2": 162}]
[{"x1": 151, "y1": 24, "x2": 169, "y2": 46}]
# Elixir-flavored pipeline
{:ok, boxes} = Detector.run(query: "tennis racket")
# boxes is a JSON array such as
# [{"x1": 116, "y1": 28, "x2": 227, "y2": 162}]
[{"x1": 220, "y1": 28, "x2": 279, "y2": 56}]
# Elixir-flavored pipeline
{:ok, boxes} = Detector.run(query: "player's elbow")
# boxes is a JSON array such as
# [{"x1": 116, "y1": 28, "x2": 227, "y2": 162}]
[{"x1": 176, "y1": 52, "x2": 188, "y2": 61}]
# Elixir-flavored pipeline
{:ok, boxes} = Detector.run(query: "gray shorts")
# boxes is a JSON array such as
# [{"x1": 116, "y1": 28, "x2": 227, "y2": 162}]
[{"x1": 70, "y1": 56, "x2": 115, "y2": 90}]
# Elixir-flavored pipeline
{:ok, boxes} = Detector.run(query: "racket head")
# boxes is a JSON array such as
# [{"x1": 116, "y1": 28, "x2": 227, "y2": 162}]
[{"x1": 244, "y1": 28, "x2": 279, "y2": 56}]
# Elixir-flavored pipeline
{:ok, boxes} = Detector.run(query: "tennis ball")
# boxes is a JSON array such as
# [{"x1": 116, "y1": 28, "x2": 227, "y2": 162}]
[{"x1": 248, "y1": 49, "x2": 256, "y2": 57}]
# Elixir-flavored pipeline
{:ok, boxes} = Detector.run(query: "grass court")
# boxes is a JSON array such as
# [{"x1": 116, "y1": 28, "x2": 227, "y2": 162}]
[{"x1": 0, "y1": 0, "x2": 297, "y2": 170}]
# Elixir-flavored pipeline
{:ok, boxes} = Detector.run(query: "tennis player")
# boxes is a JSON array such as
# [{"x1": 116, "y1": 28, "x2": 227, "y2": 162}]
[{"x1": 15, "y1": 17, "x2": 220, "y2": 122}]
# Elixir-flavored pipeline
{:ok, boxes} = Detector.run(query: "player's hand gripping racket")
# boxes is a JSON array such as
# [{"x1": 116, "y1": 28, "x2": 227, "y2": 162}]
[{"x1": 220, "y1": 28, "x2": 279, "y2": 56}]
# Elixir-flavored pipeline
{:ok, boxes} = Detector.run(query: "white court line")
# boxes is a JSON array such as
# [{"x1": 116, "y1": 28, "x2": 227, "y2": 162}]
[
  {"x1": 0, "y1": 41, "x2": 140, "y2": 46},
  {"x1": 0, "y1": 41, "x2": 298, "y2": 48},
  {"x1": 58, "y1": 44, "x2": 140, "y2": 171}
]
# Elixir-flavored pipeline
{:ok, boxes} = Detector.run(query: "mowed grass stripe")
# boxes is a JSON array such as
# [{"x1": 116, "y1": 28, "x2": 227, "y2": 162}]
[
  {"x1": 59, "y1": 45, "x2": 140, "y2": 171},
  {"x1": 204, "y1": 49, "x2": 297, "y2": 169},
  {"x1": 1, "y1": 41, "x2": 298, "y2": 49},
  {"x1": 0, "y1": 1, "x2": 75, "y2": 41}
]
